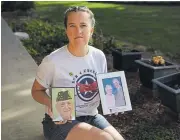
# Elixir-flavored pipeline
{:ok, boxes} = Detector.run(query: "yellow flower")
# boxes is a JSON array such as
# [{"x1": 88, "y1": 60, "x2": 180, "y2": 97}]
[
  {"x1": 152, "y1": 56, "x2": 165, "y2": 65},
  {"x1": 159, "y1": 58, "x2": 165, "y2": 65}
]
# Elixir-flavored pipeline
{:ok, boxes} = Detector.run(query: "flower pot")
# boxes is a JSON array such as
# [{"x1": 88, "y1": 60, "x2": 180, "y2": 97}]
[
  {"x1": 135, "y1": 59, "x2": 178, "y2": 89},
  {"x1": 152, "y1": 72, "x2": 180, "y2": 113},
  {"x1": 112, "y1": 48, "x2": 142, "y2": 72}
]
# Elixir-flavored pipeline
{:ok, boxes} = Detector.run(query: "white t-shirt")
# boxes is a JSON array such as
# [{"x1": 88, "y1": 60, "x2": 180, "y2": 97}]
[{"x1": 35, "y1": 45, "x2": 107, "y2": 117}]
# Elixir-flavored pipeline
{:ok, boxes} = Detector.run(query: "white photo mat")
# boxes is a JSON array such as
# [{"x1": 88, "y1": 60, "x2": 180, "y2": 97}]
[{"x1": 97, "y1": 71, "x2": 132, "y2": 115}]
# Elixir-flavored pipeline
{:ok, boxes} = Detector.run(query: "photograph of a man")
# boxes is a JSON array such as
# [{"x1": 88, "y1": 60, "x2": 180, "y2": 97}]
[
  {"x1": 112, "y1": 78, "x2": 126, "y2": 107},
  {"x1": 53, "y1": 90, "x2": 75, "y2": 121}
]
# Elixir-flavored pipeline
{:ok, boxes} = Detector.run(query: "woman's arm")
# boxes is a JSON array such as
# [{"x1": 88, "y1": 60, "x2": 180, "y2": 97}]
[{"x1": 31, "y1": 79, "x2": 51, "y2": 108}]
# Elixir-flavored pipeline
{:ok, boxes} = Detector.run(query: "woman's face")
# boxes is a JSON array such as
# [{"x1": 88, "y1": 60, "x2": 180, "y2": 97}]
[
  {"x1": 105, "y1": 85, "x2": 113, "y2": 95},
  {"x1": 66, "y1": 11, "x2": 94, "y2": 48},
  {"x1": 56, "y1": 99, "x2": 73, "y2": 120}
]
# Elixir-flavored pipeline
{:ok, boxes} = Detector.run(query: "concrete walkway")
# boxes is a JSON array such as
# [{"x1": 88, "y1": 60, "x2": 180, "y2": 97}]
[{"x1": 1, "y1": 17, "x2": 44, "y2": 140}]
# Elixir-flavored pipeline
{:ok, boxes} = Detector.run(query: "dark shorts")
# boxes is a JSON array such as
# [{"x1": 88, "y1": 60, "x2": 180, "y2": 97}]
[{"x1": 42, "y1": 113, "x2": 111, "y2": 140}]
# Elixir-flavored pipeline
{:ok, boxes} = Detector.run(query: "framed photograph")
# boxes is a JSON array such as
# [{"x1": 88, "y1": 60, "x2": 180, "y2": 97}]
[
  {"x1": 51, "y1": 87, "x2": 76, "y2": 122},
  {"x1": 96, "y1": 71, "x2": 132, "y2": 115}
]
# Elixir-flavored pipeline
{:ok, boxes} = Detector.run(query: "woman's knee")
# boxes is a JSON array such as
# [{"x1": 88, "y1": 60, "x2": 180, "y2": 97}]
[
  {"x1": 104, "y1": 126, "x2": 125, "y2": 140},
  {"x1": 66, "y1": 122, "x2": 114, "y2": 140},
  {"x1": 99, "y1": 132, "x2": 114, "y2": 140}
]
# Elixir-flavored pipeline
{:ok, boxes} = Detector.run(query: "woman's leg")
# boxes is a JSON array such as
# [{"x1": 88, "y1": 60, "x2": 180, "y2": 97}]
[
  {"x1": 66, "y1": 122, "x2": 114, "y2": 140},
  {"x1": 42, "y1": 113, "x2": 114, "y2": 140},
  {"x1": 88, "y1": 114, "x2": 125, "y2": 140},
  {"x1": 42, "y1": 113, "x2": 79, "y2": 140},
  {"x1": 104, "y1": 126, "x2": 125, "y2": 140}
]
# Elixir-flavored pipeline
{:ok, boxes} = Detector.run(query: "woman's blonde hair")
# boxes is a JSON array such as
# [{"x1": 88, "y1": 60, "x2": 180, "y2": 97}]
[{"x1": 64, "y1": 6, "x2": 95, "y2": 28}]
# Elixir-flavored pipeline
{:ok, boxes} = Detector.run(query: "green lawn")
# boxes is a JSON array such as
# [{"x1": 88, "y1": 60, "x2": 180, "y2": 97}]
[{"x1": 35, "y1": 1, "x2": 180, "y2": 56}]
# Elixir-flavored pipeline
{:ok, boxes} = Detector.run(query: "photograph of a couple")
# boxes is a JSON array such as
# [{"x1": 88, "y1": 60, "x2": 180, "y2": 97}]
[
  {"x1": 97, "y1": 71, "x2": 132, "y2": 115},
  {"x1": 103, "y1": 77, "x2": 126, "y2": 109}
]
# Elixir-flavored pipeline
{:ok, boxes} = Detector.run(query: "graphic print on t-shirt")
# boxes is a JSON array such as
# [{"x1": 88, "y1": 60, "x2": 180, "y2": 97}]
[
  {"x1": 76, "y1": 74, "x2": 98, "y2": 102},
  {"x1": 71, "y1": 69, "x2": 98, "y2": 102}
]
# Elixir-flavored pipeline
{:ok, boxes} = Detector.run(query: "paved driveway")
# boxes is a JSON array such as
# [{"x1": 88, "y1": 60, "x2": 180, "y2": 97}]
[{"x1": 1, "y1": 17, "x2": 44, "y2": 140}]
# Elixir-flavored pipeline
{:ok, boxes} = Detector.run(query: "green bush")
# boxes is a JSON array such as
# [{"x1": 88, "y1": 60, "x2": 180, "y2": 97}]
[
  {"x1": 10, "y1": 18, "x2": 119, "y2": 62},
  {"x1": 1, "y1": 1, "x2": 35, "y2": 12},
  {"x1": 92, "y1": 30, "x2": 117, "y2": 54},
  {"x1": 9, "y1": 20, "x2": 27, "y2": 32},
  {"x1": 21, "y1": 19, "x2": 118, "y2": 58},
  {"x1": 22, "y1": 20, "x2": 68, "y2": 57}
]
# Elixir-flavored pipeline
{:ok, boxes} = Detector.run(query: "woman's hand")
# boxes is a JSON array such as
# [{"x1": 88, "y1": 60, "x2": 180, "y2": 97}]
[
  {"x1": 47, "y1": 106, "x2": 69, "y2": 124},
  {"x1": 47, "y1": 105, "x2": 53, "y2": 119},
  {"x1": 48, "y1": 103, "x2": 71, "y2": 124}
]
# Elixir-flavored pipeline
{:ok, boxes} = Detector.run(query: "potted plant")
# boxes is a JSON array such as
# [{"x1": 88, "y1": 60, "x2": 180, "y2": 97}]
[
  {"x1": 111, "y1": 47, "x2": 142, "y2": 72},
  {"x1": 152, "y1": 72, "x2": 180, "y2": 115},
  {"x1": 135, "y1": 56, "x2": 179, "y2": 89}
]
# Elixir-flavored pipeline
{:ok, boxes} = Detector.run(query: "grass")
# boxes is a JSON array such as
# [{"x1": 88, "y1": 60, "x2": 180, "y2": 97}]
[{"x1": 35, "y1": 1, "x2": 180, "y2": 57}]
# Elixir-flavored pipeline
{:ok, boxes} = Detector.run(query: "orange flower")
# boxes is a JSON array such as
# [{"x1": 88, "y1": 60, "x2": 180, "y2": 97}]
[{"x1": 152, "y1": 56, "x2": 165, "y2": 65}]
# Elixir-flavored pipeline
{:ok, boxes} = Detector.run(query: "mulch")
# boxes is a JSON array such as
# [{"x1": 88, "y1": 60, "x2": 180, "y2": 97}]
[{"x1": 103, "y1": 54, "x2": 180, "y2": 140}]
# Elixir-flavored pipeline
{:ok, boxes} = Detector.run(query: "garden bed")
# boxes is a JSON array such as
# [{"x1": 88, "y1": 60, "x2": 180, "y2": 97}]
[
  {"x1": 105, "y1": 55, "x2": 180, "y2": 140},
  {"x1": 135, "y1": 59, "x2": 178, "y2": 89},
  {"x1": 152, "y1": 72, "x2": 180, "y2": 114},
  {"x1": 111, "y1": 48, "x2": 142, "y2": 72},
  {"x1": 3, "y1": 11, "x2": 180, "y2": 140},
  {"x1": 165, "y1": 79, "x2": 180, "y2": 90}
]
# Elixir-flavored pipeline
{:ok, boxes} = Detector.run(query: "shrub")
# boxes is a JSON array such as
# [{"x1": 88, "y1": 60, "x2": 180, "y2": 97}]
[
  {"x1": 21, "y1": 20, "x2": 68, "y2": 58},
  {"x1": 1, "y1": 1, "x2": 35, "y2": 12},
  {"x1": 92, "y1": 30, "x2": 117, "y2": 54},
  {"x1": 9, "y1": 20, "x2": 27, "y2": 32},
  {"x1": 10, "y1": 18, "x2": 119, "y2": 63},
  {"x1": 91, "y1": 30, "x2": 104, "y2": 51}
]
